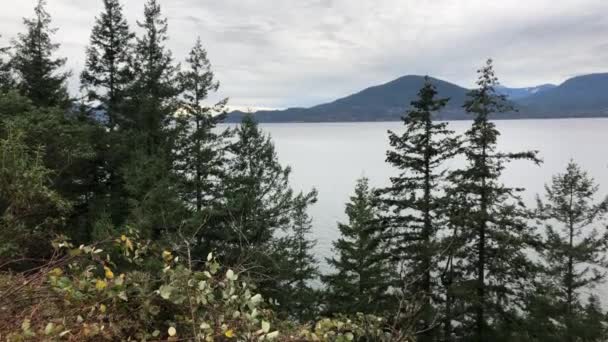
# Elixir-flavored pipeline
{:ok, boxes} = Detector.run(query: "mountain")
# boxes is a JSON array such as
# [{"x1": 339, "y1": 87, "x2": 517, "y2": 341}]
[
  {"x1": 226, "y1": 73, "x2": 608, "y2": 123},
  {"x1": 518, "y1": 73, "x2": 608, "y2": 117},
  {"x1": 226, "y1": 76, "x2": 471, "y2": 122},
  {"x1": 496, "y1": 84, "x2": 556, "y2": 100}
]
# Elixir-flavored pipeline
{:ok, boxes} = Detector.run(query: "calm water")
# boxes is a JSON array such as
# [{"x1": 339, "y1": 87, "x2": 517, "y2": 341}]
[{"x1": 256, "y1": 119, "x2": 608, "y2": 272}]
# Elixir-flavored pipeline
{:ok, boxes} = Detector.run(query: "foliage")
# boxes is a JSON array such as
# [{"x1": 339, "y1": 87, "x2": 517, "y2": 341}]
[
  {"x1": 122, "y1": 150, "x2": 188, "y2": 240},
  {"x1": 126, "y1": 0, "x2": 179, "y2": 155},
  {"x1": 270, "y1": 194, "x2": 320, "y2": 322},
  {"x1": 447, "y1": 59, "x2": 541, "y2": 341},
  {"x1": 208, "y1": 115, "x2": 316, "y2": 267},
  {"x1": 0, "y1": 233, "x2": 411, "y2": 341},
  {"x1": 174, "y1": 37, "x2": 231, "y2": 212},
  {"x1": 80, "y1": 0, "x2": 135, "y2": 129},
  {"x1": 324, "y1": 177, "x2": 393, "y2": 316},
  {"x1": 0, "y1": 125, "x2": 70, "y2": 261},
  {"x1": 11, "y1": 0, "x2": 70, "y2": 108},
  {"x1": 0, "y1": 91, "x2": 101, "y2": 245},
  {"x1": 536, "y1": 161, "x2": 608, "y2": 341},
  {"x1": 0, "y1": 35, "x2": 14, "y2": 92},
  {"x1": 376, "y1": 77, "x2": 461, "y2": 340}
]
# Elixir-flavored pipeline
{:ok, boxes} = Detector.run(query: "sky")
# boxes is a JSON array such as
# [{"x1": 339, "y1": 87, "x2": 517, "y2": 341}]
[{"x1": 1, "y1": 0, "x2": 608, "y2": 110}]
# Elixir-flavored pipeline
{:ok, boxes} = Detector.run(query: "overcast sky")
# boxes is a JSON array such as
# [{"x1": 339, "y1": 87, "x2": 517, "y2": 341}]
[{"x1": 1, "y1": 0, "x2": 607, "y2": 110}]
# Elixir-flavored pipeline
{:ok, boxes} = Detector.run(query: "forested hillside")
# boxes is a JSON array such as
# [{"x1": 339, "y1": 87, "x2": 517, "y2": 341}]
[
  {"x1": 227, "y1": 76, "x2": 471, "y2": 122},
  {"x1": 1, "y1": 1, "x2": 607, "y2": 341}
]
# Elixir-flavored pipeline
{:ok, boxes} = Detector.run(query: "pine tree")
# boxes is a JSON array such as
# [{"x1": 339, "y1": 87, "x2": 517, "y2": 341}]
[
  {"x1": 517, "y1": 286, "x2": 563, "y2": 342},
  {"x1": 536, "y1": 161, "x2": 608, "y2": 341},
  {"x1": 118, "y1": 0, "x2": 183, "y2": 239},
  {"x1": 81, "y1": 0, "x2": 135, "y2": 129},
  {"x1": 80, "y1": 0, "x2": 136, "y2": 228},
  {"x1": 438, "y1": 185, "x2": 475, "y2": 342},
  {"x1": 175, "y1": 37, "x2": 230, "y2": 212},
  {"x1": 128, "y1": 0, "x2": 179, "y2": 155},
  {"x1": 578, "y1": 295, "x2": 608, "y2": 341},
  {"x1": 208, "y1": 115, "x2": 316, "y2": 276},
  {"x1": 450, "y1": 59, "x2": 540, "y2": 341},
  {"x1": 11, "y1": 0, "x2": 70, "y2": 108},
  {"x1": 376, "y1": 77, "x2": 460, "y2": 340},
  {"x1": 270, "y1": 194, "x2": 319, "y2": 321},
  {"x1": 323, "y1": 177, "x2": 392, "y2": 316}
]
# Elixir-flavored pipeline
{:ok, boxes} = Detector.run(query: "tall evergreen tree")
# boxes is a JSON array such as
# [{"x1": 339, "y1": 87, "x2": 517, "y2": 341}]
[
  {"x1": 324, "y1": 177, "x2": 392, "y2": 316},
  {"x1": 376, "y1": 77, "x2": 460, "y2": 340},
  {"x1": 80, "y1": 0, "x2": 136, "y2": 228},
  {"x1": 438, "y1": 186, "x2": 473, "y2": 342},
  {"x1": 11, "y1": 0, "x2": 70, "y2": 108},
  {"x1": 207, "y1": 115, "x2": 317, "y2": 289},
  {"x1": 536, "y1": 161, "x2": 608, "y2": 341},
  {"x1": 175, "y1": 37, "x2": 230, "y2": 212},
  {"x1": 128, "y1": 0, "x2": 179, "y2": 155},
  {"x1": 449, "y1": 59, "x2": 540, "y2": 341},
  {"x1": 271, "y1": 194, "x2": 319, "y2": 322},
  {"x1": 81, "y1": 0, "x2": 135, "y2": 129},
  {"x1": 119, "y1": 0, "x2": 182, "y2": 238}
]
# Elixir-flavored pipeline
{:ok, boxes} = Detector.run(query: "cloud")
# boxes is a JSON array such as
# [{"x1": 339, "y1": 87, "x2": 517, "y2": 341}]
[{"x1": 2, "y1": 0, "x2": 608, "y2": 109}]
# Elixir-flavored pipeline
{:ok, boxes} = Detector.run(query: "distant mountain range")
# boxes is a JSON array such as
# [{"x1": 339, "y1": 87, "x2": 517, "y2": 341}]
[
  {"x1": 226, "y1": 73, "x2": 608, "y2": 122},
  {"x1": 495, "y1": 84, "x2": 557, "y2": 100}
]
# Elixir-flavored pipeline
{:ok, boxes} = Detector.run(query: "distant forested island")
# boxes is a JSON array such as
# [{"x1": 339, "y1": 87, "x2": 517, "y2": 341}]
[{"x1": 227, "y1": 73, "x2": 608, "y2": 122}]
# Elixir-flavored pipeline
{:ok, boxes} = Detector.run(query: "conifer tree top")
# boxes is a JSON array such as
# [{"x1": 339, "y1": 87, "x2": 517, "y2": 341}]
[{"x1": 12, "y1": 0, "x2": 70, "y2": 108}]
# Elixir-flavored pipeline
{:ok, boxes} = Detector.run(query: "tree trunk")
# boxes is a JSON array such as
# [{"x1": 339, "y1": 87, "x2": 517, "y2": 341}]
[
  {"x1": 421, "y1": 117, "x2": 434, "y2": 342},
  {"x1": 476, "y1": 143, "x2": 488, "y2": 342}
]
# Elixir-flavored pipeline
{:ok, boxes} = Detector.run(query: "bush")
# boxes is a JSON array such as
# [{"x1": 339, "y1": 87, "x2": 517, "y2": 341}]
[{"x1": 0, "y1": 233, "x2": 413, "y2": 341}]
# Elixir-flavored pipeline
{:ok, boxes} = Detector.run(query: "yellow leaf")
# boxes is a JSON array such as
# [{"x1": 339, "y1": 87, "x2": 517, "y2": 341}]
[
  {"x1": 95, "y1": 279, "x2": 107, "y2": 291},
  {"x1": 125, "y1": 238, "x2": 134, "y2": 251},
  {"x1": 120, "y1": 235, "x2": 127, "y2": 242},
  {"x1": 99, "y1": 304, "x2": 107, "y2": 313},
  {"x1": 162, "y1": 250, "x2": 173, "y2": 262},
  {"x1": 225, "y1": 329, "x2": 234, "y2": 338},
  {"x1": 104, "y1": 266, "x2": 114, "y2": 279},
  {"x1": 49, "y1": 267, "x2": 63, "y2": 277}
]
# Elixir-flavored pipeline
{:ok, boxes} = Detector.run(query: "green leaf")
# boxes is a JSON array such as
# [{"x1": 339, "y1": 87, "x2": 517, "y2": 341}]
[
  {"x1": 44, "y1": 322, "x2": 55, "y2": 335},
  {"x1": 262, "y1": 320, "x2": 270, "y2": 333},
  {"x1": 159, "y1": 285, "x2": 173, "y2": 299},
  {"x1": 226, "y1": 269, "x2": 237, "y2": 281}
]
